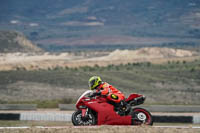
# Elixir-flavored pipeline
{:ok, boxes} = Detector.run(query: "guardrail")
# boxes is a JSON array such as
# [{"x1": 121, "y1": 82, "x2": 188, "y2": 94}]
[
  {"x1": 59, "y1": 104, "x2": 75, "y2": 110},
  {"x1": 1, "y1": 104, "x2": 200, "y2": 113},
  {"x1": 0, "y1": 112, "x2": 200, "y2": 124},
  {"x1": 0, "y1": 104, "x2": 37, "y2": 110},
  {"x1": 140, "y1": 105, "x2": 200, "y2": 112},
  {"x1": 58, "y1": 104, "x2": 200, "y2": 112},
  {"x1": 0, "y1": 104, "x2": 200, "y2": 123}
]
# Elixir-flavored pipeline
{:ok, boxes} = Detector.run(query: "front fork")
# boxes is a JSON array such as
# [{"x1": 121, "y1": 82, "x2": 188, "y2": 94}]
[{"x1": 81, "y1": 108, "x2": 89, "y2": 118}]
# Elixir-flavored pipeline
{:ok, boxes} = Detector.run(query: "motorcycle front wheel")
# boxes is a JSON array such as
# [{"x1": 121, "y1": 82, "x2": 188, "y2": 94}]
[
  {"x1": 71, "y1": 110, "x2": 96, "y2": 126},
  {"x1": 132, "y1": 108, "x2": 153, "y2": 125}
]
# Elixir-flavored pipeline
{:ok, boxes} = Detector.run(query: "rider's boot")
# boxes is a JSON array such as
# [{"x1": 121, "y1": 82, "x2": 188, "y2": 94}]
[{"x1": 119, "y1": 100, "x2": 131, "y2": 113}]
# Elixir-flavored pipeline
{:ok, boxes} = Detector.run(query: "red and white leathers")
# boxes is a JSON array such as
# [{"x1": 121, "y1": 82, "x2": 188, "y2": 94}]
[{"x1": 95, "y1": 82, "x2": 125, "y2": 103}]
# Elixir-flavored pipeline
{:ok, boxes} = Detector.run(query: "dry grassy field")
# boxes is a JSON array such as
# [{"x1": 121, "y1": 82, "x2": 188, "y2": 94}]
[
  {"x1": 0, "y1": 126, "x2": 200, "y2": 133},
  {"x1": 0, "y1": 53, "x2": 200, "y2": 106}
]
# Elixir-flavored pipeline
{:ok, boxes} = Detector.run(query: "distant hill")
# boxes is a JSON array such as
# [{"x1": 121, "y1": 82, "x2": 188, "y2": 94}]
[
  {"x1": 105, "y1": 47, "x2": 198, "y2": 60},
  {"x1": 0, "y1": 31, "x2": 43, "y2": 52},
  {"x1": 0, "y1": 0, "x2": 200, "y2": 51}
]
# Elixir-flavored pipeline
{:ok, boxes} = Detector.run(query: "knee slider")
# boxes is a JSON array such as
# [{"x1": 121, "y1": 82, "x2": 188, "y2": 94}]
[{"x1": 111, "y1": 94, "x2": 118, "y2": 100}]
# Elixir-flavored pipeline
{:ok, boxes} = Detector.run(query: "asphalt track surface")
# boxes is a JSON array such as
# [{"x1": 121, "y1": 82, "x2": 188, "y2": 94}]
[{"x1": 0, "y1": 125, "x2": 200, "y2": 129}]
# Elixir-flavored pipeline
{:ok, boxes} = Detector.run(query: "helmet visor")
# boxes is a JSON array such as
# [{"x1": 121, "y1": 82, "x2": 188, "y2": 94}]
[{"x1": 89, "y1": 79, "x2": 96, "y2": 90}]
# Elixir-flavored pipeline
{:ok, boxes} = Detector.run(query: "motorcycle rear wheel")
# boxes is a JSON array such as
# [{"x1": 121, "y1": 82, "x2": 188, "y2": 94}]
[
  {"x1": 132, "y1": 108, "x2": 153, "y2": 125},
  {"x1": 72, "y1": 110, "x2": 96, "y2": 126}
]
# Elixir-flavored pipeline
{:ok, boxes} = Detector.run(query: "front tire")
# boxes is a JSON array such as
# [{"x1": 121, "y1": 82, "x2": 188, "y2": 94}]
[
  {"x1": 71, "y1": 110, "x2": 96, "y2": 126},
  {"x1": 131, "y1": 108, "x2": 153, "y2": 125}
]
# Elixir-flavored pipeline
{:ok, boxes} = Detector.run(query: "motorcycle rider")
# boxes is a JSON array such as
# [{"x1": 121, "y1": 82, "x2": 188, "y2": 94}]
[{"x1": 88, "y1": 76, "x2": 130, "y2": 113}]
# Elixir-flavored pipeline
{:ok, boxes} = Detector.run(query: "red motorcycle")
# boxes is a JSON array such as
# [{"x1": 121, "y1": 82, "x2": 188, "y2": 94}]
[{"x1": 72, "y1": 90, "x2": 153, "y2": 126}]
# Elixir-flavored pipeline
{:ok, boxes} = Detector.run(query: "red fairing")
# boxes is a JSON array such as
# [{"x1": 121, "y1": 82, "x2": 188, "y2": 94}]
[
  {"x1": 72, "y1": 90, "x2": 153, "y2": 126},
  {"x1": 85, "y1": 97, "x2": 131, "y2": 125},
  {"x1": 73, "y1": 91, "x2": 153, "y2": 126},
  {"x1": 125, "y1": 93, "x2": 143, "y2": 102},
  {"x1": 78, "y1": 96, "x2": 131, "y2": 125}
]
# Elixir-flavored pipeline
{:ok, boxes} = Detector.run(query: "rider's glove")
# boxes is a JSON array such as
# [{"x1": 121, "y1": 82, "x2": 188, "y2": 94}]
[
  {"x1": 89, "y1": 92, "x2": 101, "y2": 98},
  {"x1": 96, "y1": 91, "x2": 101, "y2": 96}
]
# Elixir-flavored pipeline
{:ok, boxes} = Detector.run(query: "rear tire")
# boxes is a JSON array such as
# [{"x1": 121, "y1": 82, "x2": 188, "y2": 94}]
[
  {"x1": 131, "y1": 108, "x2": 153, "y2": 125},
  {"x1": 72, "y1": 110, "x2": 96, "y2": 126}
]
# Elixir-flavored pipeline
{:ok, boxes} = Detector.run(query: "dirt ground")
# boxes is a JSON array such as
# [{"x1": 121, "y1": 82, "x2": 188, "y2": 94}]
[
  {"x1": 0, "y1": 125, "x2": 200, "y2": 133},
  {"x1": 0, "y1": 47, "x2": 199, "y2": 71}
]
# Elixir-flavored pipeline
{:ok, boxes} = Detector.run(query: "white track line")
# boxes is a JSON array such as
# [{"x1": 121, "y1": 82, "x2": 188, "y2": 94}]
[
  {"x1": 0, "y1": 127, "x2": 30, "y2": 129},
  {"x1": 0, "y1": 126, "x2": 200, "y2": 129},
  {"x1": 154, "y1": 126, "x2": 200, "y2": 129}
]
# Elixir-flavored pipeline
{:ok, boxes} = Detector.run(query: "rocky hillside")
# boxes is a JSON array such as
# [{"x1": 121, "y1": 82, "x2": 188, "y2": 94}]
[
  {"x1": 0, "y1": 31, "x2": 42, "y2": 52},
  {"x1": 105, "y1": 47, "x2": 198, "y2": 60},
  {"x1": 0, "y1": 0, "x2": 200, "y2": 51}
]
